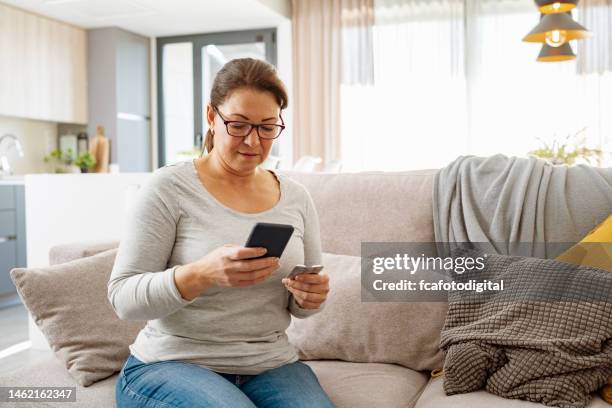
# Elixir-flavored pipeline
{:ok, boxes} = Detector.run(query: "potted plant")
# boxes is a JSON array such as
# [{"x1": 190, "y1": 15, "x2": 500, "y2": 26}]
[
  {"x1": 528, "y1": 127, "x2": 603, "y2": 166},
  {"x1": 43, "y1": 148, "x2": 79, "y2": 173},
  {"x1": 74, "y1": 152, "x2": 97, "y2": 173}
]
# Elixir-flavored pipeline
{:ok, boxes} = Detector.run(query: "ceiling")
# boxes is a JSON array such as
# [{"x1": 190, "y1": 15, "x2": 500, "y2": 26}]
[{"x1": 0, "y1": 0, "x2": 290, "y2": 37}]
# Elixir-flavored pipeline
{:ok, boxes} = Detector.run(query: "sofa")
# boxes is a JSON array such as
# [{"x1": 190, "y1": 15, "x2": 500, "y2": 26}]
[{"x1": 1, "y1": 169, "x2": 609, "y2": 408}]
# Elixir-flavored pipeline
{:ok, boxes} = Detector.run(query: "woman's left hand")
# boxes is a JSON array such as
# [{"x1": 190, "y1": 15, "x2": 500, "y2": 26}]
[{"x1": 282, "y1": 273, "x2": 330, "y2": 309}]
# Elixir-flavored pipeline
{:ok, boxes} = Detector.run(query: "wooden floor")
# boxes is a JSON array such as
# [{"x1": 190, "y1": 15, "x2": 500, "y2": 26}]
[
  {"x1": 0, "y1": 303, "x2": 29, "y2": 349},
  {"x1": 0, "y1": 302, "x2": 41, "y2": 377}
]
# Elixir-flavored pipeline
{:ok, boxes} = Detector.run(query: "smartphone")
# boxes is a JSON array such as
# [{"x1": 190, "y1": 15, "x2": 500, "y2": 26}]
[
  {"x1": 244, "y1": 222, "x2": 294, "y2": 259},
  {"x1": 287, "y1": 264, "x2": 324, "y2": 280}
]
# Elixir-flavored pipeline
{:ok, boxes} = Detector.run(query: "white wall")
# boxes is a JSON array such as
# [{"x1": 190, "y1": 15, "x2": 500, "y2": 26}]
[
  {"x1": 255, "y1": 0, "x2": 291, "y2": 18},
  {"x1": 0, "y1": 115, "x2": 57, "y2": 175}
]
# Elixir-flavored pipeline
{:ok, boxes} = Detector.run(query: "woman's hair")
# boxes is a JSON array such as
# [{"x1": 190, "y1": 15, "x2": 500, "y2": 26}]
[{"x1": 204, "y1": 58, "x2": 288, "y2": 153}]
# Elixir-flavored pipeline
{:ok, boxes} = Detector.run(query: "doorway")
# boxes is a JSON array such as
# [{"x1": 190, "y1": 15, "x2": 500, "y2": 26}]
[{"x1": 156, "y1": 28, "x2": 277, "y2": 167}]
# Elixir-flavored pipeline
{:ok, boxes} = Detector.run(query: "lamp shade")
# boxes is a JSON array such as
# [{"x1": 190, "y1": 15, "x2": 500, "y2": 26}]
[
  {"x1": 535, "y1": 0, "x2": 578, "y2": 14},
  {"x1": 522, "y1": 12, "x2": 591, "y2": 44},
  {"x1": 537, "y1": 42, "x2": 576, "y2": 62}
]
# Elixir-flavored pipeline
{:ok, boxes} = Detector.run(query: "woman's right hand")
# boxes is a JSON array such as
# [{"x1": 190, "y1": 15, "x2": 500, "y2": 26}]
[
  {"x1": 197, "y1": 244, "x2": 280, "y2": 288},
  {"x1": 174, "y1": 244, "x2": 280, "y2": 300}
]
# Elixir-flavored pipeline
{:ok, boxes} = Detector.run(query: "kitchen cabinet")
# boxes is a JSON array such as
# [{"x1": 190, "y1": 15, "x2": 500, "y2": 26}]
[
  {"x1": 0, "y1": 3, "x2": 87, "y2": 124},
  {"x1": 0, "y1": 184, "x2": 26, "y2": 304}
]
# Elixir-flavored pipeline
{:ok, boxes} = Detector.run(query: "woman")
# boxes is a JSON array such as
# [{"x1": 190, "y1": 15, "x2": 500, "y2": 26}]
[{"x1": 109, "y1": 58, "x2": 334, "y2": 408}]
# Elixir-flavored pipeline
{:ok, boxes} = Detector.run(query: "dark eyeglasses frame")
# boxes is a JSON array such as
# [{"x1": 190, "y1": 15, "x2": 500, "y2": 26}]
[{"x1": 213, "y1": 106, "x2": 285, "y2": 140}]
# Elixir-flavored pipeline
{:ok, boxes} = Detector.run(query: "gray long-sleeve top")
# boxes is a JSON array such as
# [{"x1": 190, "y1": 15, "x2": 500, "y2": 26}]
[{"x1": 107, "y1": 159, "x2": 323, "y2": 375}]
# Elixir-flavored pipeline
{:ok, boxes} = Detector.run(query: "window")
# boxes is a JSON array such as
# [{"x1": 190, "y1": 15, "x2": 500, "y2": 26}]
[{"x1": 340, "y1": 0, "x2": 612, "y2": 171}]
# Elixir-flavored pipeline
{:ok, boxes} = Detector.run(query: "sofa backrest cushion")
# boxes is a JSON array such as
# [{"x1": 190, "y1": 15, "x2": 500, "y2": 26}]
[
  {"x1": 49, "y1": 241, "x2": 120, "y2": 265},
  {"x1": 48, "y1": 171, "x2": 436, "y2": 260},
  {"x1": 280, "y1": 170, "x2": 437, "y2": 256}
]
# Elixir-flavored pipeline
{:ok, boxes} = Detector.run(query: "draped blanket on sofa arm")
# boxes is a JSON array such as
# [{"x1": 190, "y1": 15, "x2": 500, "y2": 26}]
[
  {"x1": 432, "y1": 155, "x2": 612, "y2": 408},
  {"x1": 432, "y1": 154, "x2": 612, "y2": 258}
]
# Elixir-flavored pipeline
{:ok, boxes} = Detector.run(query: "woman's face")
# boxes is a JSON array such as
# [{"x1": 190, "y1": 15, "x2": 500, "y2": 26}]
[{"x1": 207, "y1": 88, "x2": 281, "y2": 174}]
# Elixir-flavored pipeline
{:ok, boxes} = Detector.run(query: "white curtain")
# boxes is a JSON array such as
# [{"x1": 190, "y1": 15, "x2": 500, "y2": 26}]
[
  {"x1": 576, "y1": 0, "x2": 612, "y2": 155},
  {"x1": 342, "y1": 0, "x2": 467, "y2": 171},
  {"x1": 292, "y1": 0, "x2": 374, "y2": 167},
  {"x1": 340, "y1": 0, "x2": 612, "y2": 171},
  {"x1": 578, "y1": 0, "x2": 612, "y2": 74},
  {"x1": 342, "y1": 0, "x2": 375, "y2": 85},
  {"x1": 292, "y1": 0, "x2": 342, "y2": 166}
]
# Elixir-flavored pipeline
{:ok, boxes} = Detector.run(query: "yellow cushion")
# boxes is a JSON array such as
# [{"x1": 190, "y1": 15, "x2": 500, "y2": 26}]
[
  {"x1": 556, "y1": 214, "x2": 612, "y2": 271},
  {"x1": 556, "y1": 215, "x2": 612, "y2": 402},
  {"x1": 601, "y1": 384, "x2": 612, "y2": 403}
]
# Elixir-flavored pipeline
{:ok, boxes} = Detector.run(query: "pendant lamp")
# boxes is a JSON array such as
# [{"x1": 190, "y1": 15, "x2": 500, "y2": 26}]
[
  {"x1": 537, "y1": 42, "x2": 576, "y2": 62},
  {"x1": 524, "y1": 0, "x2": 591, "y2": 62},
  {"x1": 523, "y1": 12, "x2": 591, "y2": 47},
  {"x1": 535, "y1": 0, "x2": 578, "y2": 14}
]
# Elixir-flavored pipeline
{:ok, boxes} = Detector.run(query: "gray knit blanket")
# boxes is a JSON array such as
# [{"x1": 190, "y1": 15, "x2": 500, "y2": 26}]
[{"x1": 439, "y1": 249, "x2": 612, "y2": 408}]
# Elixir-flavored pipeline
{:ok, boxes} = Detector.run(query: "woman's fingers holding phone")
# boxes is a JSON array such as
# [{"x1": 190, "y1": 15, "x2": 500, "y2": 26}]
[
  {"x1": 282, "y1": 272, "x2": 329, "y2": 292},
  {"x1": 222, "y1": 246, "x2": 280, "y2": 286},
  {"x1": 231, "y1": 264, "x2": 279, "y2": 287},
  {"x1": 188, "y1": 245, "x2": 279, "y2": 289},
  {"x1": 282, "y1": 279, "x2": 329, "y2": 295},
  {"x1": 286, "y1": 286, "x2": 327, "y2": 309},
  {"x1": 216, "y1": 263, "x2": 278, "y2": 287},
  {"x1": 227, "y1": 256, "x2": 279, "y2": 273},
  {"x1": 293, "y1": 272, "x2": 328, "y2": 284},
  {"x1": 288, "y1": 287, "x2": 327, "y2": 302},
  {"x1": 226, "y1": 245, "x2": 267, "y2": 260},
  {"x1": 284, "y1": 272, "x2": 330, "y2": 309}
]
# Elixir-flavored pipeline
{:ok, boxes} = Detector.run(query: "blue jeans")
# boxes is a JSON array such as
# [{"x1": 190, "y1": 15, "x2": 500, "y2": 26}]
[{"x1": 116, "y1": 354, "x2": 336, "y2": 408}]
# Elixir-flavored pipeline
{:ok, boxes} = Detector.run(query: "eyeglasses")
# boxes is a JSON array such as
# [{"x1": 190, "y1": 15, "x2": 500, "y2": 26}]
[{"x1": 214, "y1": 106, "x2": 285, "y2": 140}]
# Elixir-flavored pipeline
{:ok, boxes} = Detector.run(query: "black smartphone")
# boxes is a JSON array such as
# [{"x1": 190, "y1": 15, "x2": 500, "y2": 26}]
[{"x1": 244, "y1": 222, "x2": 295, "y2": 259}]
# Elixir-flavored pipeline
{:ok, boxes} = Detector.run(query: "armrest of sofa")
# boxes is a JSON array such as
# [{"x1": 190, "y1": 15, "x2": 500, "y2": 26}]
[{"x1": 49, "y1": 241, "x2": 120, "y2": 265}]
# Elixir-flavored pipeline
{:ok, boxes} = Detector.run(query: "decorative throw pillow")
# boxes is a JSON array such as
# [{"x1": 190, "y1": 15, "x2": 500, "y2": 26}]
[
  {"x1": 557, "y1": 214, "x2": 612, "y2": 270},
  {"x1": 556, "y1": 214, "x2": 612, "y2": 404},
  {"x1": 10, "y1": 249, "x2": 146, "y2": 386},
  {"x1": 286, "y1": 252, "x2": 447, "y2": 371},
  {"x1": 602, "y1": 377, "x2": 612, "y2": 403}
]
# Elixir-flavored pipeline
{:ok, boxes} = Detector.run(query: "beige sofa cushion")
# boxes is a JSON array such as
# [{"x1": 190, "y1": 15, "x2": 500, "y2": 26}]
[
  {"x1": 10, "y1": 249, "x2": 146, "y2": 386},
  {"x1": 287, "y1": 253, "x2": 447, "y2": 371},
  {"x1": 0, "y1": 352, "x2": 428, "y2": 408},
  {"x1": 282, "y1": 171, "x2": 436, "y2": 256},
  {"x1": 414, "y1": 377, "x2": 610, "y2": 408},
  {"x1": 306, "y1": 360, "x2": 429, "y2": 408},
  {"x1": 0, "y1": 353, "x2": 117, "y2": 408}
]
